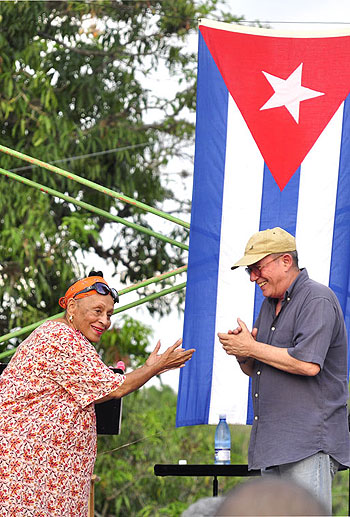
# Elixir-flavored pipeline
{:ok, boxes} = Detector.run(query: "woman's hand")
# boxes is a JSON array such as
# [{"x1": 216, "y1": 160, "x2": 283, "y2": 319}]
[
  {"x1": 97, "y1": 339, "x2": 195, "y2": 401},
  {"x1": 146, "y1": 339, "x2": 195, "y2": 374}
]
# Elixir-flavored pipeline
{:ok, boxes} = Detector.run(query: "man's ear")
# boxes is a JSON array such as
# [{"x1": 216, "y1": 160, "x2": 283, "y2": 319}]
[{"x1": 282, "y1": 253, "x2": 294, "y2": 270}]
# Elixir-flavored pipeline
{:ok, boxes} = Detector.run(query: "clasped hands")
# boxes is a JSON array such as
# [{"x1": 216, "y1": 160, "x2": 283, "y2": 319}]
[{"x1": 218, "y1": 318, "x2": 257, "y2": 362}]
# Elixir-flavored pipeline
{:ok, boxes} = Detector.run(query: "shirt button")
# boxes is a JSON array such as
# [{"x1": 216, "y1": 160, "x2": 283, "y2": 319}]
[
  {"x1": 287, "y1": 297, "x2": 291, "y2": 301},
  {"x1": 271, "y1": 326, "x2": 275, "y2": 331},
  {"x1": 257, "y1": 371, "x2": 261, "y2": 375},
  {"x1": 254, "y1": 393, "x2": 259, "y2": 398},
  {"x1": 254, "y1": 416, "x2": 259, "y2": 421}
]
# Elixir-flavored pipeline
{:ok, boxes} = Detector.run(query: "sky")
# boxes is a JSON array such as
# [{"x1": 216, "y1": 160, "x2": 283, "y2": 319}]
[
  {"x1": 86, "y1": 0, "x2": 350, "y2": 392},
  {"x1": 228, "y1": 0, "x2": 350, "y2": 28}
]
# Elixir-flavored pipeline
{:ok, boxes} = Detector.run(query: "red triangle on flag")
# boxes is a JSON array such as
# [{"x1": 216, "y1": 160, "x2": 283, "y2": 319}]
[{"x1": 200, "y1": 23, "x2": 350, "y2": 190}]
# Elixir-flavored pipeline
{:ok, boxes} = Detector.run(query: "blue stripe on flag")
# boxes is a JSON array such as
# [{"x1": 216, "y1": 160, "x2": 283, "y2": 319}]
[
  {"x1": 254, "y1": 163, "x2": 301, "y2": 323},
  {"x1": 246, "y1": 163, "x2": 301, "y2": 424},
  {"x1": 176, "y1": 34, "x2": 229, "y2": 426},
  {"x1": 329, "y1": 94, "x2": 350, "y2": 374}
]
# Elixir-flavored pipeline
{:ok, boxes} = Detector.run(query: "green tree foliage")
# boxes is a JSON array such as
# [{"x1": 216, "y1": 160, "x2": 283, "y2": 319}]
[
  {"x1": 96, "y1": 314, "x2": 154, "y2": 367},
  {"x1": 0, "y1": 0, "x2": 240, "y2": 341},
  {"x1": 333, "y1": 470, "x2": 350, "y2": 517},
  {"x1": 95, "y1": 385, "x2": 251, "y2": 516}
]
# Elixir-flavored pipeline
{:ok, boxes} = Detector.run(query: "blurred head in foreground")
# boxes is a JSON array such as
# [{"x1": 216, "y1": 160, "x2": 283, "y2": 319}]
[{"x1": 215, "y1": 477, "x2": 328, "y2": 516}]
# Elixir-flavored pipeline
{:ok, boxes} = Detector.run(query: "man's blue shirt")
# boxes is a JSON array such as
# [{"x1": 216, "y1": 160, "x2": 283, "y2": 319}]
[{"x1": 248, "y1": 268, "x2": 350, "y2": 470}]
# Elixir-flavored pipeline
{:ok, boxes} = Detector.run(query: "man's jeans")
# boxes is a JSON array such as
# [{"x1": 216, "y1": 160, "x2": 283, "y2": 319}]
[{"x1": 261, "y1": 452, "x2": 339, "y2": 515}]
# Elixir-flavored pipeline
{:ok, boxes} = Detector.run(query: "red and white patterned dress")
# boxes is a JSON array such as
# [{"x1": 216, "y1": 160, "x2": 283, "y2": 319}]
[{"x1": 0, "y1": 320, "x2": 125, "y2": 517}]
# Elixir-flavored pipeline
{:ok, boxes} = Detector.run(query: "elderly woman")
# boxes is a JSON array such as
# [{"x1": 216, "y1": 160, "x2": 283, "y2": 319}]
[{"x1": 0, "y1": 272, "x2": 195, "y2": 517}]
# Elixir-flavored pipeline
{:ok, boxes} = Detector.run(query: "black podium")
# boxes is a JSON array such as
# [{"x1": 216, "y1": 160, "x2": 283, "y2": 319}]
[
  {"x1": 95, "y1": 370, "x2": 122, "y2": 435},
  {"x1": 0, "y1": 363, "x2": 122, "y2": 435}
]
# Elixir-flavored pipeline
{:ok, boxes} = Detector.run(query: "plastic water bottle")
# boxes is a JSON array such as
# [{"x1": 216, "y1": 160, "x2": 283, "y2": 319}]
[{"x1": 214, "y1": 414, "x2": 231, "y2": 464}]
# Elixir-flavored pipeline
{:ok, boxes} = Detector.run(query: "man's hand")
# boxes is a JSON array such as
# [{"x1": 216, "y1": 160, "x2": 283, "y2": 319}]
[
  {"x1": 229, "y1": 322, "x2": 242, "y2": 335},
  {"x1": 218, "y1": 318, "x2": 257, "y2": 357}
]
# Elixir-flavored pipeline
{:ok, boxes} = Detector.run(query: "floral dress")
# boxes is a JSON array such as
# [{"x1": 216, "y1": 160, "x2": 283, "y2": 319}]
[{"x1": 0, "y1": 320, "x2": 125, "y2": 517}]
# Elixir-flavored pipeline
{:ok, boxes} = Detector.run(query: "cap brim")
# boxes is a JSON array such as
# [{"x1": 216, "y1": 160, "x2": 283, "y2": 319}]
[{"x1": 231, "y1": 252, "x2": 271, "y2": 270}]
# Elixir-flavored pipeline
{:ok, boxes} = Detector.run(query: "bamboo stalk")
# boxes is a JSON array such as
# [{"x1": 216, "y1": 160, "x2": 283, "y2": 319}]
[
  {"x1": 0, "y1": 167, "x2": 189, "y2": 251},
  {"x1": 0, "y1": 144, "x2": 190, "y2": 229},
  {"x1": 113, "y1": 282, "x2": 186, "y2": 314},
  {"x1": 118, "y1": 266, "x2": 187, "y2": 296}
]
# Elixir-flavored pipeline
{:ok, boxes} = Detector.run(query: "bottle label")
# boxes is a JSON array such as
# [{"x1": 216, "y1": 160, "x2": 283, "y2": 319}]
[{"x1": 215, "y1": 449, "x2": 230, "y2": 462}]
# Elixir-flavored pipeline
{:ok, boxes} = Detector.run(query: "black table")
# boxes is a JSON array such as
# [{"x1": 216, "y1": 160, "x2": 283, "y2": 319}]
[{"x1": 154, "y1": 464, "x2": 260, "y2": 496}]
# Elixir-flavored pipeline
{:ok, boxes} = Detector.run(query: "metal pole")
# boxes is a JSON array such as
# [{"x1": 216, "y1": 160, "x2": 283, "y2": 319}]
[
  {"x1": 0, "y1": 167, "x2": 189, "y2": 251},
  {"x1": 0, "y1": 144, "x2": 190, "y2": 229},
  {"x1": 213, "y1": 476, "x2": 218, "y2": 497}
]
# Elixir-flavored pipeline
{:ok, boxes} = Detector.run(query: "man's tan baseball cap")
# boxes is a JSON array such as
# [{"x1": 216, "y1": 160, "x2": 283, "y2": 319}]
[{"x1": 231, "y1": 227, "x2": 296, "y2": 270}]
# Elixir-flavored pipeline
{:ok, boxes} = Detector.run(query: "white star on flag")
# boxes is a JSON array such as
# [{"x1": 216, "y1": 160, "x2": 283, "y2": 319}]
[{"x1": 260, "y1": 63, "x2": 325, "y2": 123}]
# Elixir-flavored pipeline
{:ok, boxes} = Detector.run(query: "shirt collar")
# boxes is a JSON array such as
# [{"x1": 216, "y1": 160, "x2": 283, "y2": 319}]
[
  {"x1": 266, "y1": 268, "x2": 308, "y2": 307},
  {"x1": 284, "y1": 268, "x2": 308, "y2": 301}
]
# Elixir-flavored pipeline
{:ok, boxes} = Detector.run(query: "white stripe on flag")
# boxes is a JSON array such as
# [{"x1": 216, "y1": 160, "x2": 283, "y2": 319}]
[
  {"x1": 209, "y1": 95, "x2": 264, "y2": 424},
  {"x1": 296, "y1": 103, "x2": 344, "y2": 284}
]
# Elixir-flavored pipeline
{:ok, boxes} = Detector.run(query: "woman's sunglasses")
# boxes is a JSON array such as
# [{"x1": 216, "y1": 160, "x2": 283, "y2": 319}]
[{"x1": 73, "y1": 282, "x2": 119, "y2": 304}]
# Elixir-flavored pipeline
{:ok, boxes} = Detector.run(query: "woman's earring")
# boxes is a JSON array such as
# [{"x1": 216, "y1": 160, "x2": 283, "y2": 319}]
[{"x1": 69, "y1": 315, "x2": 73, "y2": 323}]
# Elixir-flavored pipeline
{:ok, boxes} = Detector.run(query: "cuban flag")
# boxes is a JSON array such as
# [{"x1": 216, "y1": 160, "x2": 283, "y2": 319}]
[{"x1": 176, "y1": 19, "x2": 350, "y2": 427}]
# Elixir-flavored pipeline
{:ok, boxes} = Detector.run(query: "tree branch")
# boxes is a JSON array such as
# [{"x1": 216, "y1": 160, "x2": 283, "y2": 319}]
[{"x1": 37, "y1": 31, "x2": 159, "y2": 60}]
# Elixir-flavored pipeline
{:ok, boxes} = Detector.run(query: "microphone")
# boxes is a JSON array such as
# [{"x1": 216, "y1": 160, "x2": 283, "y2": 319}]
[{"x1": 116, "y1": 361, "x2": 125, "y2": 374}]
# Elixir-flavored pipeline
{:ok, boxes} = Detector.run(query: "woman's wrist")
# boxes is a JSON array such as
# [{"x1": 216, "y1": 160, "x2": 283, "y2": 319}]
[{"x1": 144, "y1": 360, "x2": 163, "y2": 377}]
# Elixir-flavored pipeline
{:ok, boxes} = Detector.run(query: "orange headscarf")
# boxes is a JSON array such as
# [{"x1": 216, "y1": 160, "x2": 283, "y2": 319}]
[{"x1": 58, "y1": 276, "x2": 109, "y2": 309}]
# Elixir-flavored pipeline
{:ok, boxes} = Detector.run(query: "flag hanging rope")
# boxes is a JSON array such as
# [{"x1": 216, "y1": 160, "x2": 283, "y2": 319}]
[
  {"x1": 0, "y1": 144, "x2": 190, "y2": 229},
  {"x1": 0, "y1": 167, "x2": 189, "y2": 251},
  {"x1": 9, "y1": 142, "x2": 151, "y2": 172},
  {"x1": 0, "y1": 268, "x2": 187, "y2": 354}
]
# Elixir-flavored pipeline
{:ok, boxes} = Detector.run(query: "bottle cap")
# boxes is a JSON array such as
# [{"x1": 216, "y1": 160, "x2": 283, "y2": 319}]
[
  {"x1": 219, "y1": 414, "x2": 226, "y2": 419},
  {"x1": 178, "y1": 460, "x2": 187, "y2": 465}
]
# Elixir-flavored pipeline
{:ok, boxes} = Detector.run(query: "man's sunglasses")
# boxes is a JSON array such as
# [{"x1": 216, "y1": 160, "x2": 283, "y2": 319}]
[
  {"x1": 245, "y1": 254, "x2": 284, "y2": 277},
  {"x1": 74, "y1": 282, "x2": 119, "y2": 304}
]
